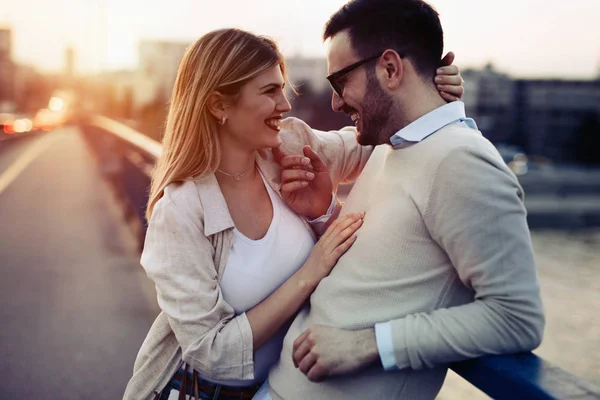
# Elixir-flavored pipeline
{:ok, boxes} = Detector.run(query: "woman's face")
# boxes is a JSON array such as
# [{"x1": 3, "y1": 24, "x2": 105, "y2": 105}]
[{"x1": 221, "y1": 64, "x2": 292, "y2": 151}]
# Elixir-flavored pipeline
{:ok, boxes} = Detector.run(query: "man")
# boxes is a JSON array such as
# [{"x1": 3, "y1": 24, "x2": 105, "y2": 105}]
[{"x1": 266, "y1": 0, "x2": 545, "y2": 399}]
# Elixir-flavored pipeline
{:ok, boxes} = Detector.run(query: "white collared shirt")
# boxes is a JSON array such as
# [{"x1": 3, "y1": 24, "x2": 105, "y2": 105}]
[{"x1": 389, "y1": 101, "x2": 477, "y2": 148}]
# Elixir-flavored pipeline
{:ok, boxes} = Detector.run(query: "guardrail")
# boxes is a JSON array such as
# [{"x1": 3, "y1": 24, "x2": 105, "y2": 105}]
[
  {"x1": 80, "y1": 115, "x2": 160, "y2": 246},
  {"x1": 78, "y1": 116, "x2": 600, "y2": 400}
]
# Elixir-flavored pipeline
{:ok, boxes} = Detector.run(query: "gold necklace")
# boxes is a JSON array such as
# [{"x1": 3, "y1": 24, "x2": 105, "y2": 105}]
[{"x1": 216, "y1": 167, "x2": 253, "y2": 181}]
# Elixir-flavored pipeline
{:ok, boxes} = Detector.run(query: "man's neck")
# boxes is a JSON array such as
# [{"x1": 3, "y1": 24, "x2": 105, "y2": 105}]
[{"x1": 391, "y1": 87, "x2": 448, "y2": 134}]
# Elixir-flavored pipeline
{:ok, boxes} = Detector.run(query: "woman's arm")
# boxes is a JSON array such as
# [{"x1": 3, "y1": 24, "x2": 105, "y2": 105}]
[
  {"x1": 246, "y1": 212, "x2": 364, "y2": 349},
  {"x1": 143, "y1": 189, "x2": 363, "y2": 379}
]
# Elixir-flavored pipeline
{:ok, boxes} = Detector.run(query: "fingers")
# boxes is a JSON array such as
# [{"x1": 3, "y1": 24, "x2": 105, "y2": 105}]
[
  {"x1": 320, "y1": 212, "x2": 364, "y2": 246},
  {"x1": 435, "y1": 73, "x2": 461, "y2": 85},
  {"x1": 440, "y1": 51, "x2": 455, "y2": 67},
  {"x1": 292, "y1": 330, "x2": 310, "y2": 367},
  {"x1": 298, "y1": 352, "x2": 318, "y2": 376},
  {"x1": 281, "y1": 169, "x2": 315, "y2": 184},
  {"x1": 279, "y1": 154, "x2": 312, "y2": 170},
  {"x1": 440, "y1": 85, "x2": 464, "y2": 98},
  {"x1": 319, "y1": 218, "x2": 361, "y2": 256},
  {"x1": 281, "y1": 180, "x2": 309, "y2": 194},
  {"x1": 303, "y1": 146, "x2": 328, "y2": 172},
  {"x1": 434, "y1": 67, "x2": 464, "y2": 102},
  {"x1": 306, "y1": 363, "x2": 328, "y2": 382},
  {"x1": 280, "y1": 168, "x2": 316, "y2": 196},
  {"x1": 440, "y1": 91, "x2": 460, "y2": 102},
  {"x1": 330, "y1": 233, "x2": 358, "y2": 262},
  {"x1": 294, "y1": 342, "x2": 314, "y2": 371}
]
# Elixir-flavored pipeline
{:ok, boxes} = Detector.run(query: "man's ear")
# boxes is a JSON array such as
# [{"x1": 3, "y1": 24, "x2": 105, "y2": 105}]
[
  {"x1": 380, "y1": 49, "x2": 403, "y2": 90},
  {"x1": 207, "y1": 91, "x2": 226, "y2": 120}
]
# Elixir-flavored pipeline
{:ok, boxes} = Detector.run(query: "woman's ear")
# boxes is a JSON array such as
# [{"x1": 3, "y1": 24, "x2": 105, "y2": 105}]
[{"x1": 207, "y1": 91, "x2": 226, "y2": 121}]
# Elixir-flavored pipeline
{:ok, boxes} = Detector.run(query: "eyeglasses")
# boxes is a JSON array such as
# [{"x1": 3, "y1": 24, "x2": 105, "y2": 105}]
[{"x1": 326, "y1": 52, "x2": 384, "y2": 97}]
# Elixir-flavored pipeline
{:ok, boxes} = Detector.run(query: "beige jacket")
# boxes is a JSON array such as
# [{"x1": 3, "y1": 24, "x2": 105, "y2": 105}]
[{"x1": 123, "y1": 117, "x2": 372, "y2": 400}]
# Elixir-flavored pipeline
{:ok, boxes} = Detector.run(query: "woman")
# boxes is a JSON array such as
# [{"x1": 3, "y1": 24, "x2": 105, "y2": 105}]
[{"x1": 123, "y1": 28, "x2": 463, "y2": 400}]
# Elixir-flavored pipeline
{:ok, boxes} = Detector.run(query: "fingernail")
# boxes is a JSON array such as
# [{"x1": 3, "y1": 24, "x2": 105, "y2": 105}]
[
  {"x1": 301, "y1": 181, "x2": 308, "y2": 186},
  {"x1": 437, "y1": 68, "x2": 443, "y2": 74},
  {"x1": 307, "y1": 172, "x2": 315, "y2": 179},
  {"x1": 302, "y1": 157, "x2": 310, "y2": 165},
  {"x1": 434, "y1": 76, "x2": 442, "y2": 83},
  {"x1": 437, "y1": 85, "x2": 444, "y2": 90}
]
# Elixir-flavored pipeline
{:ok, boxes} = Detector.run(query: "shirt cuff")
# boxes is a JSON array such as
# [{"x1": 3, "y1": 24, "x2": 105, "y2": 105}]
[
  {"x1": 306, "y1": 192, "x2": 337, "y2": 224},
  {"x1": 375, "y1": 322, "x2": 398, "y2": 371}
]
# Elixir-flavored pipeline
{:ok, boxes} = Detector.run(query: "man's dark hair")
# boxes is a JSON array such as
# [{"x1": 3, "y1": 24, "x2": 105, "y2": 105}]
[{"x1": 323, "y1": 0, "x2": 443, "y2": 79}]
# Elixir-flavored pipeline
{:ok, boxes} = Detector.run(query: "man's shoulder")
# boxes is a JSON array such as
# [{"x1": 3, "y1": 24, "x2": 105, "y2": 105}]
[{"x1": 423, "y1": 123, "x2": 501, "y2": 164}]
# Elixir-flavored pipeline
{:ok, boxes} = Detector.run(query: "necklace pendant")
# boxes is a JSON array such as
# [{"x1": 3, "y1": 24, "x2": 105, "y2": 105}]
[{"x1": 233, "y1": 173, "x2": 243, "y2": 181}]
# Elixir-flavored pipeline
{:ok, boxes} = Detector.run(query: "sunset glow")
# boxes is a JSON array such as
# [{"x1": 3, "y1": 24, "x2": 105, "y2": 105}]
[{"x1": 1, "y1": 0, "x2": 599, "y2": 78}]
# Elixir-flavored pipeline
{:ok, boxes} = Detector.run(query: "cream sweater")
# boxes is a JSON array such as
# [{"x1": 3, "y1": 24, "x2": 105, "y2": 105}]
[{"x1": 269, "y1": 123, "x2": 545, "y2": 400}]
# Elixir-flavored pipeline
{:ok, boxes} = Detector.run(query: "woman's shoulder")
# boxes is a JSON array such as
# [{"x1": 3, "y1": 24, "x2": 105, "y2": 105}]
[{"x1": 156, "y1": 179, "x2": 206, "y2": 220}]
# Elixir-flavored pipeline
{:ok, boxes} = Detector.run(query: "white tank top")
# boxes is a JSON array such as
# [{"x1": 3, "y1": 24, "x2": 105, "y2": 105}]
[{"x1": 200, "y1": 171, "x2": 316, "y2": 386}]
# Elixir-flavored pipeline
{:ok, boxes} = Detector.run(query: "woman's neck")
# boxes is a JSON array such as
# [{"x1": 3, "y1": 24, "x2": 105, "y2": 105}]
[{"x1": 216, "y1": 140, "x2": 257, "y2": 186}]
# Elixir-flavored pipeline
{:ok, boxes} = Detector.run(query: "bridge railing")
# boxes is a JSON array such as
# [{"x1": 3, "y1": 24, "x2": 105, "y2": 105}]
[
  {"x1": 78, "y1": 116, "x2": 600, "y2": 400},
  {"x1": 79, "y1": 115, "x2": 160, "y2": 245}
]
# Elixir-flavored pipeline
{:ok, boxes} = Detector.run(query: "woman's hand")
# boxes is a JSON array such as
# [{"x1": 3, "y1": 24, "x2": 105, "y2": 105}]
[
  {"x1": 435, "y1": 51, "x2": 465, "y2": 102},
  {"x1": 299, "y1": 212, "x2": 364, "y2": 287},
  {"x1": 273, "y1": 145, "x2": 334, "y2": 220}
]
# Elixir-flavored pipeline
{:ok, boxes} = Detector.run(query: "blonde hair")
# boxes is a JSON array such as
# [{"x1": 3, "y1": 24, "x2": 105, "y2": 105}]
[{"x1": 146, "y1": 29, "x2": 287, "y2": 220}]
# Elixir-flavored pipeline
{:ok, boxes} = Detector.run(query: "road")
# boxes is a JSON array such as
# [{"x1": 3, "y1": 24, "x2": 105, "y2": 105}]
[
  {"x1": 0, "y1": 129, "x2": 598, "y2": 399},
  {"x1": 0, "y1": 129, "x2": 159, "y2": 399}
]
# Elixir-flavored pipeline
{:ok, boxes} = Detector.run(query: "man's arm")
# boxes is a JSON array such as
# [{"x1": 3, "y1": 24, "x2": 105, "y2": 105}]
[
  {"x1": 381, "y1": 145, "x2": 545, "y2": 370},
  {"x1": 293, "y1": 145, "x2": 545, "y2": 380}
]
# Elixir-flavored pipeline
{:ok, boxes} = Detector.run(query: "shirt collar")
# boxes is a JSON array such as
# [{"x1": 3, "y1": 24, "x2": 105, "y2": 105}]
[
  {"x1": 192, "y1": 173, "x2": 235, "y2": 237},
  {"x1": 192, "y1": 151, "x2": 282, "y2": 237},
  {"x1": 390, "y1": 101, "x2": 473, "y2": 147}
]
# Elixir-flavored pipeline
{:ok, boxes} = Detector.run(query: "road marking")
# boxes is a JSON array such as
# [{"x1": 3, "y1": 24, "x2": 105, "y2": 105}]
[{"x1": 0, "y1": 133, "x2": 64, "y2": 196}]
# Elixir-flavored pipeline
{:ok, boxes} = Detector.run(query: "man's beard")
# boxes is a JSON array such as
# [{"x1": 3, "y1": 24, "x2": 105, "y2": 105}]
[{"x1": 357, "y1": 69, "x2": 396, "y2": 146}]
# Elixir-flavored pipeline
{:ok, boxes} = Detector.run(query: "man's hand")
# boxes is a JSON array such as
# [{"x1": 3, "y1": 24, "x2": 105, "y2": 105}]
[
  {"x1": 273, "y1": 145, "x2": 333, "y2": 220},
  {"x1": 292, "y1": 325, "x2": 379, "y2": 382}
]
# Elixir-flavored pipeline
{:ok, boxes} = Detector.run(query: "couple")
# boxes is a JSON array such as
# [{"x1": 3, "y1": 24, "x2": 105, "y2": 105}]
[{"x1": 124, "y1": 0, "x2": 545, "y2": 399}]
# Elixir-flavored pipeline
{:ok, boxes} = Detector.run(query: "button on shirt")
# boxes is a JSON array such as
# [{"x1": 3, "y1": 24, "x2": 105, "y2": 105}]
[{"x1": 377, "y1": 101, "x2": 479, "y2": 370}]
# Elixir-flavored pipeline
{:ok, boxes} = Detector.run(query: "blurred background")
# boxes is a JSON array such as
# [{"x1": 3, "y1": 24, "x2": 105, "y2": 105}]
[{"x1": 0, "y1": 0, "x2": 598, "y2": 399}]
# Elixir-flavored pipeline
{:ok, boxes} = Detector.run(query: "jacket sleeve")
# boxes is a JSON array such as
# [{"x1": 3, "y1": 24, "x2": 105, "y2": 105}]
[
  {"x1": 387, "y1": 145, "x2": 545, "y2": 370},
  {"x1": 281, "y1": 117, "x2": 373, "y2": 188},
  {"x1": 280, "y1": 118, "x2": 373, "y2": 235},
  {"x1": 141, "y1": 193, "x2": 254, "y2": 380}
]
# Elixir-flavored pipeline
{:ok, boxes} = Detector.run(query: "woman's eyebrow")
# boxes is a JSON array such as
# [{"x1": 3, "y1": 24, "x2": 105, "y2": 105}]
[{"x1": 259, "y1": 82, "x2": 285, "y2": 90}]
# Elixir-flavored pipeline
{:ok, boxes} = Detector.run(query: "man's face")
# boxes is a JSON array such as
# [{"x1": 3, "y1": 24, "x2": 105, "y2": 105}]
[{"x1": 326, "y1": 31, "x2": 395, "y2": 146}]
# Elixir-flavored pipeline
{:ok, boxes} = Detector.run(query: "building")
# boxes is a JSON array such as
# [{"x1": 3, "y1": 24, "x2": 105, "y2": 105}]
[
  {"x1": 514, "y1": 78, "x2": 600, "y2": 162},
  {"x1": 461, "y1": 64, "x2": 515, "y2": 145},
  {"x1": 463, "y1": 64, "x2": 600, "y2": 163},
  {"x1": 285, "y1": 57, "x2": 329, "y2": 93},
  {"x1": 0, "y1": 27, "x2": 15, "y2": 113},
  {"x1": 133, "y1": 40, "x2": 189, "y2": 109}
]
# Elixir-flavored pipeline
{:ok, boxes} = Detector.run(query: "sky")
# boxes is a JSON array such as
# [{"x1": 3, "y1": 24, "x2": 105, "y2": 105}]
[{"x1": 1, "y1": 0, "x2": 599, "y2": 79}]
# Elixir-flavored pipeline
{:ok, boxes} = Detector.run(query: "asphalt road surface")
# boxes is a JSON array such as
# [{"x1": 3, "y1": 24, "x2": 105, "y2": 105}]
[{"x1": 0, "y1": 129, "x2": 159, "y2": 399}]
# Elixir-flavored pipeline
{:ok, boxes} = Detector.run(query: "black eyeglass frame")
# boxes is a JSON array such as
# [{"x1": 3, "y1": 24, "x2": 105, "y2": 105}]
[{"x1": 326, "y1": 52, "x2": 384, "y2": 97}]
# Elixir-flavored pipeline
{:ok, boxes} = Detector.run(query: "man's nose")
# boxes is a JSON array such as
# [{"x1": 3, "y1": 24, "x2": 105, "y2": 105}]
[{"x1": 331, "y1": 91, "x2": 345, "y2": 112}]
